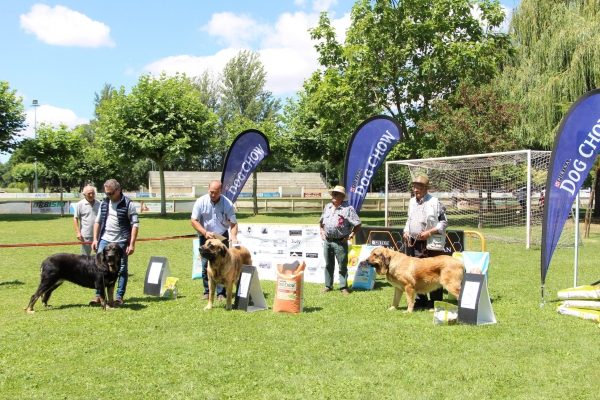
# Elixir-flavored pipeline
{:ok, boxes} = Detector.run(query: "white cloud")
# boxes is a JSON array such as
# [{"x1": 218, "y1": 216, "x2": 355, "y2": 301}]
[
  {"x1": 144, "y1": 48, "x2": 241, "y2": 78},
  {"x1": 23, "y1": 104, "x2": 89, "y2": 139},
  {"x1": 143, "y1": 9, "x2": 351, "y2": 97},
  {"x1": 20, "y1": 4, "x2": 115, "y2": 48},
  {"x1": 312, "y1": 0, "x2": 338, "y2": 12},
  {"x1": 201, "y1": 12, "x2": 269, "y2": 48}
]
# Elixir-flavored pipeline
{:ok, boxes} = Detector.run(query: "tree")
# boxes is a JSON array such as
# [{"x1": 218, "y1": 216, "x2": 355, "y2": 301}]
[
  {"x1": 419, "y1": 80, "x2": 522, "y2": 158},
  {"x1": 11, "y1": 162, "x2": 48, "y2": 192},
  {"x1": 34, "y1": 123, "x2": 84, "y2": 215},
  {"x1": 219, "y1": 50, "x2": 282, "y2": 215},
  {"x1": 97, "y1": 72, "x2": 217, "y2": 215},
  {"x1": 296, "y1": 0, "x2": 512, "y2": 161},
  {"x1": 497, "y1": 0, "x2": 600, "y2": 149},
  {"x1": 0, "y1": 81, "x2": 27, "y2": 154}
]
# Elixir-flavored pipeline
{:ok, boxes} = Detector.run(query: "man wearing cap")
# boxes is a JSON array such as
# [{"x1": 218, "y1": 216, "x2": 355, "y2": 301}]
[
  {"x1": 319, "y1": 185, "x2": 362, "y2": 295},
  {"x1": 403, "y1": 175, "x2": 448, "y2": 308}
]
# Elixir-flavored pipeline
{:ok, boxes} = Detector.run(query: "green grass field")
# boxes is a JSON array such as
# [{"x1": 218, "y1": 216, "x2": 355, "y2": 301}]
[{"x1": 1, "y1": 212, "x2": 599, "y2": 399}]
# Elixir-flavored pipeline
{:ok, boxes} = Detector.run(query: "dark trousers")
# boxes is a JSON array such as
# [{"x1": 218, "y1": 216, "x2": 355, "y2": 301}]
[
  {"x1": 199, "y1": 233, "x2": 228, "y2": 297},
  {"x1": 405, "y1": 240, "x2": 444, "y2": 305}
]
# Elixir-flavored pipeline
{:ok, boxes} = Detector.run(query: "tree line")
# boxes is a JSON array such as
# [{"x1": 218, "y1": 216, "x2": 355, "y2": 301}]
[{"x1": 2, "y1": 0, "x2": 599, "y2": 201}]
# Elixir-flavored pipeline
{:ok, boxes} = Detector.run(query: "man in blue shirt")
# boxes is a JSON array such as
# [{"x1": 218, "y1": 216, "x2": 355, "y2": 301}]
[{"x1": 190, "y1": 180, "x2": 239, "y2": 302}]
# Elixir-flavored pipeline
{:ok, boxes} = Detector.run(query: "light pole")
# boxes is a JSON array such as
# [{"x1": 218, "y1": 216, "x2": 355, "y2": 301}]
[{"x1": 32, "y1": 100, "x2": 39, "y2": 193}]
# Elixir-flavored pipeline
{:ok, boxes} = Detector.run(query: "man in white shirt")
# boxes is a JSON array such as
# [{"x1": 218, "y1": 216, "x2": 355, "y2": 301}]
[
  {"x1": 73, "y1": 185, "x2": 100, "y2": 255},
  {"x1": 191, "y1": 180, "x2": 238, "y2": 302}
]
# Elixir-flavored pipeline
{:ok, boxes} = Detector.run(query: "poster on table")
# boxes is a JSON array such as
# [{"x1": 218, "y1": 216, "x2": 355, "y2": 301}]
[{"x1": 236, "y1": 224, "x2": 332, "y2": 284}]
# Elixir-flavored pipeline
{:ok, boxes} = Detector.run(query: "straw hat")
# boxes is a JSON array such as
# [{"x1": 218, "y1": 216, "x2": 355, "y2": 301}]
[
  {"x1": 412, "y1": 175, "x2": 429, "y2": 187},
  {"x1": 329, "y1": 185, "x2": 349, "y2": 200}
]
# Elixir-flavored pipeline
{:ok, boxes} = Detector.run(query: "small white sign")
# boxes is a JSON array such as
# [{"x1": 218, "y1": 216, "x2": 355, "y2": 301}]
[
  {"x1": 460, "y1": 281, "x2": 481, "y2": 309},
  {"x1": 148, "y1": 262, "x2": 163, "y2": 284}
]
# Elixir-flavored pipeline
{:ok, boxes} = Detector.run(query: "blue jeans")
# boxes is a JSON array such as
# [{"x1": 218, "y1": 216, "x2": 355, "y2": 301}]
[
  {"x1": 95, "y1": 240, "x2": 128, "y2": 300},
  {"x1": 323, "y1": 239, "x2": 349, "y2": 291}
]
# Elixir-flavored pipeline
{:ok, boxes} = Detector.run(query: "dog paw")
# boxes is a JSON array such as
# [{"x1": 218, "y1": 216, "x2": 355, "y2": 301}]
[
  {"x1": 403, "y1": 309, "x2": 414, "y2": 314},
  {"x1": 104, "y1": 306, "x2": 115, "y2": 311},
  {"x1": 387, "y1": 306, "x2": 397, "y2": 311},
  {"x1": 203, "y1": 304, "x2": 213, "y2": 311},
  {"x1": 24, "y1": 308, "x2": 35, "y2": 314}
]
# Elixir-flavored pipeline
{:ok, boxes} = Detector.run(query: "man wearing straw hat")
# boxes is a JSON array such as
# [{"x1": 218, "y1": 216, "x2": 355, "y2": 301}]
[
  {"x1": 319, "y1": 185, "x2": 362, "y2": 295},
  {"x1": 403, "y1": 175, "x2": 448, "y2": 308}
]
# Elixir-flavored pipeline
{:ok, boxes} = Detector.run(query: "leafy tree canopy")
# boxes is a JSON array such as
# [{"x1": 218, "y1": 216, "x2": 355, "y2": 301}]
[{"x1": 0, "y1": 81, "x2": 27, "y2": 154}]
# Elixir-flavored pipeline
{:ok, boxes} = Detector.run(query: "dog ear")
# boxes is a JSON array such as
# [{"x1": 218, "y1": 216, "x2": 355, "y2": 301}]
[{"x1": 220, "y1": 245, "x2": 228, "y2": 257}]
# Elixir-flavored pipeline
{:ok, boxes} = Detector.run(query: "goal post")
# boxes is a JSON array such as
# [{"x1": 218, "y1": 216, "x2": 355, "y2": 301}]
[{"x1": 385, "y1": 150, "x2": 580, "y2": 249}]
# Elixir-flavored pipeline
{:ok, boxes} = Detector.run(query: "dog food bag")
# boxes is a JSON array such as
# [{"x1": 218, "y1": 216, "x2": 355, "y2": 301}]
[
  {"x1": 351, "y1": 262, "x2": 375, "y2": 290},
  {"x1": 557, "y1": 305, "x2": 600, "y2": 323},
  {"x1": 433, "y1": 301, "x2": 458, "y2": 325},
  {"x1": 558, "y1": 286, "x2": 600, "y2": 300},
  {"x1": 162, "y1": 277, "x2": 179, "y2": 299},
  {"x1": 347, "y1": 245, "x2": 362, "y2": 286},
  {"x1": 559, "y1": 300, "x2": 600, "y2": 310},
  {"x1": 273, "y1": 261, "x2": 306, "y2": 314}
]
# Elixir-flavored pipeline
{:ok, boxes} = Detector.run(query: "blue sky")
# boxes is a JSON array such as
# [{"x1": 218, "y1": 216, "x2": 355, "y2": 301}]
[{"x1": 0, "y1": 0, "x2": 519, "y2": 163}]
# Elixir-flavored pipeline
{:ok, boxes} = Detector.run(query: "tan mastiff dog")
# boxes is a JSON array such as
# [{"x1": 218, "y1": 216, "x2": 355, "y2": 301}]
[
  {"x1": 200, "y1": 239, "x2": 252, "y2": 311},
  {"x1": 366, "y1": 247, "x2": 463, "y2": 313}
]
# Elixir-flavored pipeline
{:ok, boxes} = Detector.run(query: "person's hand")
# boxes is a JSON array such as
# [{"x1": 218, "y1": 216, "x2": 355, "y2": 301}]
[
  {"x1": 403, "y1": 232, "x2": 410, "y2": 240},
  {"x1": 205, "y1": 231, "x2": 215, "y2": 239},
  {"x1": 76, "y1": 232, "x2": 83, "y2": 241},
  {"x1": 231, "y1": 236, "x2": 238, "y2": 244},
  {"x1": 417, "y1": 231, "x2": 430, "y2": 240},
  {"x1": 92, "y1": 240, "x2": 98, "y2": 251},
  {"x1": 126, "y1": 243, "x2": 135, "y2": 256}
]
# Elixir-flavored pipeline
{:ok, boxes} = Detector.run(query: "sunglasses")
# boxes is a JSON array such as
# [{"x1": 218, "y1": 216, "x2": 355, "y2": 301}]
[{"x1": 105, "y1": 190, "x2": 117, "y2": 196}]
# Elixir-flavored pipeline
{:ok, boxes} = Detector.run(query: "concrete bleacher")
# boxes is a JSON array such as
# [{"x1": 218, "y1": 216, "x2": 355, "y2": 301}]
[{"x1": 148, "y1": 171, "x2": 328, "y2": 194}]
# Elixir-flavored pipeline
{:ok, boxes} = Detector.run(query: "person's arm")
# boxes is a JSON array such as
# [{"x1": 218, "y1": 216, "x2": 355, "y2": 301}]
[
  {"x1": 191, "y1": 218, "x2": 215, "y2": 239},
  {"x1": 127, "y1": 226, "x2": 138, "y2": 255},
  {"x1": 92, "y1": 222, "x2": 100, "y2": 251},
  {"x1": 73, "y1": 217, "x2": 83, "y2": 241},
  {"x1": 347, "y1": 222, "x2": 362, "y2": 242},
  {"x1": 229, "y1": 221, "x2": 238, "y2": 244}
]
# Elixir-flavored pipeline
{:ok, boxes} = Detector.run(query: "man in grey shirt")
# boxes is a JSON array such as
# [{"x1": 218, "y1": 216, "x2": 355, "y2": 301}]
[{"x1": 73, "y1": 185, "x2": 100, "y2": 255}]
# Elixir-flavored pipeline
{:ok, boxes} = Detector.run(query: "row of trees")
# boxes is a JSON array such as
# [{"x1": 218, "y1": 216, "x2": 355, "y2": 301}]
[{"x1": 2, "y1": 0, "x2": 599, "y2": 210}]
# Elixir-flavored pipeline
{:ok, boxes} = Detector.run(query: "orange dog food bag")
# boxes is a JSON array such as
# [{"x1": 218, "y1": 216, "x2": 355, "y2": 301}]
[{"x1": 273, "y1": 260, "x2": 306, "y2": 314}]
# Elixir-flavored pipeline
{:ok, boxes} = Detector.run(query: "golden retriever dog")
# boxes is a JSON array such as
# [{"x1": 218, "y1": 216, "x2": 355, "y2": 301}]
[
  {"x1": 365, "y1": 247, "x2": 464, "y2": 313},
  {"x1": 199, "y1": 239, "x2": 252, "y2": 311}
]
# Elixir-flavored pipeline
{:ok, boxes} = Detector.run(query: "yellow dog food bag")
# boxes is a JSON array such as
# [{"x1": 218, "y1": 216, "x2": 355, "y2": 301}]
[
  {"x1": 273, "y1": 261, "x2": 306, "y2": 314},
  {"x1": 161, "y1": 277, "x2": 179, "y2": 299}
]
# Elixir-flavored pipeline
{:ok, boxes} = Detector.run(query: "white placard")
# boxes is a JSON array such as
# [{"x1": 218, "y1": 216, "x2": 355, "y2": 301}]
[
  {"x1": 148, "y1": 262, "x2": 163, "y2": 284},
  {"x1": 238, "y1": 272, "x2": 251, "y2": 298},
  {"x1": 460, "y1": 281, "x2": 480, "y2": 309}
]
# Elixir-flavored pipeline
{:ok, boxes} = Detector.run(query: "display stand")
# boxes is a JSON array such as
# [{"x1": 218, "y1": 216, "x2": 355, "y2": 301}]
[
  {"x1": 234, "y1": 265, "x2": 268, "y2": 312},
  {"x1": 143, "y1": 256, "x2": 171, "y2": 296},
  {"x1": 457, "y1": 273, "x2": 496, "y2": 325}
]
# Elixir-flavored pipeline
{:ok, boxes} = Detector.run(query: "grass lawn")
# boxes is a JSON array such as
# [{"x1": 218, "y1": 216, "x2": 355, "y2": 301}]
[{"x1": 1, "y1": 211, "x2": 599, "y2": 399}]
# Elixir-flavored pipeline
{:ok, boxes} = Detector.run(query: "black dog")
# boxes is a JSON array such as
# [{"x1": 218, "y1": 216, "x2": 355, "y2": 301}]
[{"x1": 24, "y1": 243, "x2": 124, "y2": 313}]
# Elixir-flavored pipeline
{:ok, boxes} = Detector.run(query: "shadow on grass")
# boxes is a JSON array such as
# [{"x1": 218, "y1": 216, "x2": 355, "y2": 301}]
[{"x1": 0, "y1": 280, "x2": 25, "y2": 287}]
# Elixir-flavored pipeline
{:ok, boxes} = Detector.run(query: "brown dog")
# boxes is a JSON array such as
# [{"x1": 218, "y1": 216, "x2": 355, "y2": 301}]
[
  {"x1": 366, "y1": 247, "x2": 464, "y2": 313},
  {"x1": 200, "y1": 239, "x2": 252, "y2": 311}
]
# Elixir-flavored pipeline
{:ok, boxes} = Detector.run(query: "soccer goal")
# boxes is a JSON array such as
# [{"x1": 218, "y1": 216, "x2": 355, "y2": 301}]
[{"x1": 385, "y1": 150, "x2": 581, "y2": 249}]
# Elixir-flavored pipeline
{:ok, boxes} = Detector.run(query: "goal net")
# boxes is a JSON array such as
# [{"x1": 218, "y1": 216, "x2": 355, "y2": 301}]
[{"x1": 385, "y1": 150, "x2": 582, "y2": 248}]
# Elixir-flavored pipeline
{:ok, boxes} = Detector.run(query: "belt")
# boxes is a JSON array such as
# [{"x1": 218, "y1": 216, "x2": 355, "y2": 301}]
[{"x1": 326, "y1": 237, "x2": 345, "y2": 241}]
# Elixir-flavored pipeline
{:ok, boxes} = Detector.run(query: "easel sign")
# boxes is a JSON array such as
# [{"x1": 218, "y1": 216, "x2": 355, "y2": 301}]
[
  {"x1": 234, "y1": 265, "x2": 268, "y2": 312},
  {"x1": 457, "y1": 273, "x2": 497, "y2": 325},
  {"x1": 143, "y1": 256, "x2": 171, "y2": 297}
]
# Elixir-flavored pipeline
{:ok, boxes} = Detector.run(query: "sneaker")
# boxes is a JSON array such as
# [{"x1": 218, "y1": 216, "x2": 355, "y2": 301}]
[
  {"x1": 114, "y1": 298, "x2": 124, "y2": 307},
  {"x1": 320, "y1": 287, "x2": 332, "y2": 293},
  {"x1": 217, "y1": 295, "x2": 226, "y2": 302},
  {"x1": 200, "y1": 294, "x2": 209, "y2": 301},
  {"x1": 89, "y1": 296, "x2": 101, "y2": 306}
]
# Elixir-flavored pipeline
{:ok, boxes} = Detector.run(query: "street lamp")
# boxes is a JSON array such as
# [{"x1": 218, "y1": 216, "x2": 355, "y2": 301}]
[{"x1": 32, "y1": 100, "x2": 39, "y2": 193}]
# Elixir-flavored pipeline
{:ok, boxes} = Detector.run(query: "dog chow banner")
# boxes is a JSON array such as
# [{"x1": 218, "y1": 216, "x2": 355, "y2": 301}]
[
  {"x1": 221, "y1": 129, "x2": 270, "y2": 204},
  {"x1": 344, "y1": 115, "x2": 402, "y2": 213},
  {"x1": 542, "y1": 89, "x2": 600, "y2": 291}
]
